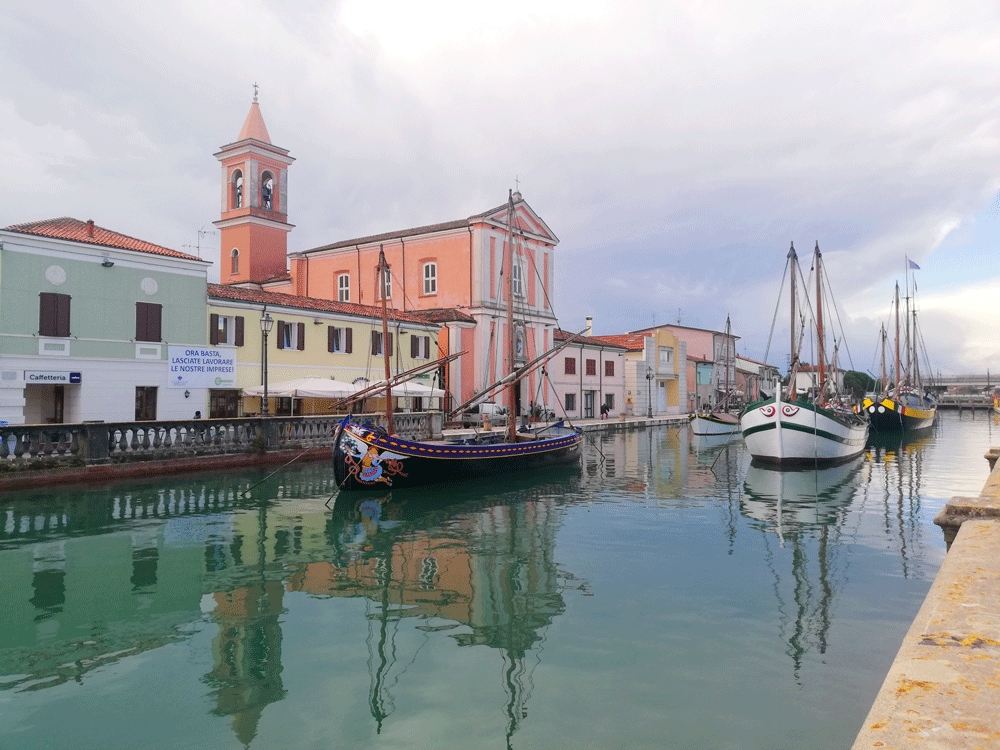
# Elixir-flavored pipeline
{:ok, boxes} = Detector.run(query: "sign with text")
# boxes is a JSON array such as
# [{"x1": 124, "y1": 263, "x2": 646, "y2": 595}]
[
  {"x1": 168, "y1": 346, "x2": 236, "y2": 389},
  {"x1": 25, "y1": 371, "x2": 82, "y2": 384}
]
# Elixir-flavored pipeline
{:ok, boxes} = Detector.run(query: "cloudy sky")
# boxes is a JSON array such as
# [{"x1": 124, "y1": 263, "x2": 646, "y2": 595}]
[{"x1": 3, "y1": 0, "x2": 999, "y2": 376}]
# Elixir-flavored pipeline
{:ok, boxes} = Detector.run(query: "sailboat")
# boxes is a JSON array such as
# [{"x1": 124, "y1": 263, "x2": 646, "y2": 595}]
[
  {"x1": 332, "y1": 191, "x2": 583, "y2": 491},
  {"x1": 690, "y1": 315, "x2": 740, "y2": 437},
  {"x1": 739, "y1": 242, "x2": 869, "y2": 466},
  {"x1": 861, "y1": 268, "x2": 936, "y2": 433}
]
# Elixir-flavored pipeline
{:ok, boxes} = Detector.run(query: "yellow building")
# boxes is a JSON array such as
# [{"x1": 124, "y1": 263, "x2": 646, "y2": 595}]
[
  {"x1": 207, "y1": 284, "x2": 442, "y2": 418},
  {"x1": 593, "y1": 328, "x2": 687, "y2": 416}
]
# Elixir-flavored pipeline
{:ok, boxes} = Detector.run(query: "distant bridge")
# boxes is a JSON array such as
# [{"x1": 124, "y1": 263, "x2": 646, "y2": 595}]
[{"x1": 932, "y1": 374, "x2": 999, "y2": 390}]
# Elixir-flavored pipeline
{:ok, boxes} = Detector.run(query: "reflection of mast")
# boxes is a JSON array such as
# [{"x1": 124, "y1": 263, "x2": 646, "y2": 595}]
[{"x1": 367, "y1": 552, "x2": 395, "y2": 733}]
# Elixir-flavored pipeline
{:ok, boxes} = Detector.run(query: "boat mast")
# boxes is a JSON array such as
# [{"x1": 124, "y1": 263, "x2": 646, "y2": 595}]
[
  {"x1": 506, "y1": 190, "x2": 517, "y2": 443},
  {"x1": 377, "y1": 246, "x2": 394, "y2": 435},
  {"x1": 723, "y1": 315, "x2": 731, "y2": 409},
  {"x1": 787, "y1": 241, "x2": 798, "y2": 401},
  {"x1": 893, "y1": 282, "x2": 901, "y2": 400},
  {"x1": 815, "y1": 242, "x2": 825, "y2": 401},
  {"x1": 879, "y1": 323, "x2": 887, "y2": 394}
]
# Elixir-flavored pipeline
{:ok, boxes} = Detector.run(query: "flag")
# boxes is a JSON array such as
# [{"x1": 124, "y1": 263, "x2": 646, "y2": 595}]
[{"x1": 908, "y1": 259, "x2": 920, "y2": 270}]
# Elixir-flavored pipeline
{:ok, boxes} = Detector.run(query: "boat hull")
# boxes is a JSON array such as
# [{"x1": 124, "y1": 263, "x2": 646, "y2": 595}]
[
  {"x1": 689, "y1": 413, "x2": 740, "y2": 436},
  {"x1": 740, "y1": 395, "x2": 869, "y2": 467},
  {"x1": 861, "y1": 396, "x2": 935, "y2": 432},
  {"x1": 333, "y1": 420, "x2": 583, "y2": 490}
]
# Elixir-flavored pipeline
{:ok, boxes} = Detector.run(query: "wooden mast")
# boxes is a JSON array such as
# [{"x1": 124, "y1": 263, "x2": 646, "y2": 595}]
[
  {"x1": 893, "y1": 282, "x2": 901, "y2": 400},
  {"x1": 377, "y1": 246, "x2": 394, "y2": 436},
  {"x1": 815, "y1": 242, "x2": 825, "y2": 401},
  {"x1": 506, "y1": 190, "x2": 517, "y2": 443},
  {"x1": 787, "y1": 242, "x2": 798, "y2": 401}
]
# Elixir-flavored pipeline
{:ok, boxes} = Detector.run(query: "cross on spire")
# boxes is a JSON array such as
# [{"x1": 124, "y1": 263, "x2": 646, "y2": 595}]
[{"x1": 253, "y1": 82, "x2": 259, "y2": 101}]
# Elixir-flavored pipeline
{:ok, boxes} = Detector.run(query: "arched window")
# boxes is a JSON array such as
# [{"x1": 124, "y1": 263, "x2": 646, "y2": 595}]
[
  {"x1": 230, "y1": 248, "x2": 239, "y2": 275},
  {"x1": 261, "y1": 172, "x2": 274, "y2": 210},
  {"x1": 232, "y1": 170, "x2": 243, "y2": 209}
]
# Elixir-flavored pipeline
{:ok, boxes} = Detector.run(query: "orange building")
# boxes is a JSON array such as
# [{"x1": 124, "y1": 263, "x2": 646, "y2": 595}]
[{"x1": 215, "y1": 95, "x2": 562, "y2": 415}]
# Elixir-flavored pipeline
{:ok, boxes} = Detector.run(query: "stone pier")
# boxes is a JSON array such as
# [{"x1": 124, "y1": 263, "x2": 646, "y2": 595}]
[{"x1": 852, "y1": 449, "x2": 1000, "y2": 748}]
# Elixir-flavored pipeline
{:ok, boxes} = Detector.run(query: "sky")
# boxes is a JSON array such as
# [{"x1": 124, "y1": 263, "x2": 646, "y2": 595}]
[{"x1": 3, "y1": 0, "x2": 999, "y2": 377}]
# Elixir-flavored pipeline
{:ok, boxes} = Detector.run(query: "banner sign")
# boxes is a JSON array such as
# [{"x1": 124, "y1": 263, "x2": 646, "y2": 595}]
[
  {"x1": 25, "y1": 371, "x2": 82, "y2": 384},
  {"x1": 168, "y1": 346, "x2": 236, "y2": 389}
]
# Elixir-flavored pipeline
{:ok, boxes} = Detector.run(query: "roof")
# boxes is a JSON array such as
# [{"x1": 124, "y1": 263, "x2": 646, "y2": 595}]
[
  {"x1": 631, "y1": 322, "x2": 739, "y2": 340},
  {"x1": 3, "y1": 217, "x2": 201, "y2": 261},
  {"x1": 237, "y1": 100, "x2": 271, "y2": 143},
  {"x1": 416, "y1": 308, "x2": 477, "y2": 324},
  {"x1": 208, "y1": 283, "x2": 440, "y2": 327},
  {"x1": 555, "y1": 329, "x2": 629, "y2": 350},
  {"x1": 589, "y1": 332, "x2": 651, "y2": 352},
  {"x1": 298, "y1": 196, "x2": 553, "y2": 255}
]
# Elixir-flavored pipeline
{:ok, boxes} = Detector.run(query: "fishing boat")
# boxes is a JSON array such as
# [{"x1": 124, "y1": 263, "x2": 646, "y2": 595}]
[
  {"x1": 332, "y1": 191, "x2": 583, "y2": 491},
  {"x1": 861, "y1": 268, "x2": 936, "y2": 433},
  {"x1": 690, "y1": 315, "x2": 740, "y2": 437},
  {"x1": 740, "y1": 242, "x2": 869, "y2": 466}
]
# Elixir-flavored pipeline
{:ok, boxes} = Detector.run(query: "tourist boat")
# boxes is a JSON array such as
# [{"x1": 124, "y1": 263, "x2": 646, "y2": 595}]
[
  {"x1": 739, "y1": 242, "x2": 869, "y2": 466},
  {"x1": 332, "y1": 191, "x2": 583, "y2": 491},
  {"x1": 690, "y1": 315, "x2": 740, "y2": 437},
  {"x1": 861, "y1": 272, "x2": 936, "y2": 433}
]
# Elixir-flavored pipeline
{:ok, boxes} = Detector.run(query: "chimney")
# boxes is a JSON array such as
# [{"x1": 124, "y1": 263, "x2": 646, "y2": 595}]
[
  {"x1": 86, "y1": 219, "x2": 95, "y2": 238},
  {"x1": 586, "y1": 316, "x2": 593, "y2": 336}
]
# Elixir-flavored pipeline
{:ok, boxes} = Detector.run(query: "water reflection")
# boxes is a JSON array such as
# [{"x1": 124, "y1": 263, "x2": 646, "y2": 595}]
[{"x1": 0, "y1": 467, "x2": 585, "y2": 748}]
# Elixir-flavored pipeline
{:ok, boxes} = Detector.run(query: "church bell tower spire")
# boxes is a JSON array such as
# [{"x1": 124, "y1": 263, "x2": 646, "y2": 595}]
[{"x1": 213, "y1": 87, "x2": 295, "y2": 284}]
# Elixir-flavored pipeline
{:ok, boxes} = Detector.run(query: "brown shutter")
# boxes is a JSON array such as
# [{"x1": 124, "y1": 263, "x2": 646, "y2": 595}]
[
  {"x1": 210, "y1": 314, "x2": 219, "y2": 345},
  {"x1": 411, "y1": 335, "x2": 418, "y2": 358},
  {"x1": 387, "y1": 332, "x2": 393, "y2": 357},
  {"x1": 39, "y1": 293, "x2": 55, "y2": 336},
  {"x1": 345, "y1": 327, "x2": 353, "y2": 353},
  {"x1": 150, "y1": 304, "x2": 162, "y2": 342},
  {"x1": 424, "y1": 336, "x2": 430, "y2": 358},
  {"x1": 234, "y1": 316, "x2": 244, "y2": 346},
  {"x1": 277, "y1": 321, "x2": 285, "y2": 349},
  {"x1": 328, "y1": 326, "x2": 336, "y2": 353},
  {"x1": 371, "y1": 331, "x2": 379, "y2": 356},
  {"x1": 56, "y1": 295, "x2": 70, "y2": 337},
  {"x1": 297, "y1": 322, "x2": 305, "y2": 350},
  {"x1": 135, "y1": 303, "x2": 145, "y2": 341}
]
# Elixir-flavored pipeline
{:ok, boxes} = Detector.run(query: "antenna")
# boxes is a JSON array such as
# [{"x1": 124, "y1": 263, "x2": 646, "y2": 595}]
[{"x1": 182, "y1": 225, "x2": 219, "y2": 259}]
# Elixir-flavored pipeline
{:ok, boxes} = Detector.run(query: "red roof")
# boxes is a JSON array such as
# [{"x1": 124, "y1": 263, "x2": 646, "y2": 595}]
[
  {"x1": 237, "y1": 100, "x2": 271, "y2": 143},
  {"x1": 208, "y1": 283, "x2": 440, "y2": 326},
  {"x1": 554, "y1": 328, "x2": 629, "y2": 350},
  {"x1": 4, "y1": 217, "x2": 200, "y2": 261},
  {"x1": 590, "y1": 332, "x2": 650, "y2": 352}
]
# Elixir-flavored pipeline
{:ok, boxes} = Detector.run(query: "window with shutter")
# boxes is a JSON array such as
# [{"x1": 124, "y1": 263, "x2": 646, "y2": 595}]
[
  {"x1": 136, "y1": 302, "x2": 162, "y2": 342},
  {"x1": 586, "y1": 359, "x2": 597, "y2": 376},
  {"x1": 605, "y1": 360, "x2": 615, "y2": 376},
  {"x1": 39, "y1": 293, "x2": 71, "y2": 337},
  {"x1": 564, "y1": 357, "x2": 576, "y2": 375}
]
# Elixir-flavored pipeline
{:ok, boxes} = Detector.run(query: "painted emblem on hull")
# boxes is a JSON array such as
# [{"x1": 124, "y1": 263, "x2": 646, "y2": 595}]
[
  {"x1": 759, "y1": 405, "x2": 776, "y2": 417},
  {"x1": 781, "y1": 405, "x2": 800, "y2": 417},
  {"x1": 341, "y1": 429, "x2": 407, "y2": 485}
]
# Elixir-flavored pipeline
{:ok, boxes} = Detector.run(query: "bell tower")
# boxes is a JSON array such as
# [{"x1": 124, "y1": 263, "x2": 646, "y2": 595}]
[{"x1": 214, "y1": 87, "x2": 295, "y2": 284}]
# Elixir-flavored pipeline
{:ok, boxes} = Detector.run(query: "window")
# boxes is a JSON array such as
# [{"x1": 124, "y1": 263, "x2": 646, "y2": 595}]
[
  {"x1": 328, "y1": 326, "x2": 353, "y2": 353},
  {"x1": 411, "y1": 335, "x2": 431, "y2": 359},
  {"x1": 337, "y1": 273, "x2": 350, "y2": 302},
  {"x1": 659, "y1": 346, "x2": 673, "y2": 366},
  {"x1": 261, "y1": 172, "x2": 274, "y2": 210},
  {"x1": 135, "y1": 302, "x2": 162, "y2": 342},
  {"x1": 371, "y1": 331, "x2": 393, "y2": 356},
  {"x1": 39, "y1": 292, "x2": 71, "y2": 337},
  {"x1": 276, "y1": 321, "x2": 305, "y2": 351},
  {"x1": 210, "y1": 314, "x2": 244, "y2": 346},
  {"x1": 565, "y1": 393, "x2": 576, "y2": 411},
  {"x1": 423, "y1": 263, "x2": 437, "y2": 294},
  {"x1": 230, "y1": 248, "x2": 239, "y2": 275},
  {"x1": 232, "y1": 170, "x2": 243, "y2": 209},
  {"x1": 605, "y1": 393, "x2": 615, "y2": 410},
  {"x1": 564, "y1": 357, "x2": 576, "y2": 375},
  {"x1": 605, "y1": 360, "x2": 615, "y2": 377},
  {"x1": 379, "y1": 268, "x2": 392, "y2": 300},
  {"x1": 586, "y1": 359, "x2": 597, "y2": 376},
  {"x1": 512, "y1": 262, "x2": 523, "y2": 297},
  {"x1": 135, "y1": 386, "x2": 157, "y2": 421}
]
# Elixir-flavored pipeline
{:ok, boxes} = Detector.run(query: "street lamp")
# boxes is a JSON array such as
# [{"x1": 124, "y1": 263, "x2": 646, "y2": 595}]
[
  {"x1": 260, "y1": 313, "x2": 273, "y2": 416},
  {"x1": 646, "y1": 366, "x2": 654, "y2": 418}
]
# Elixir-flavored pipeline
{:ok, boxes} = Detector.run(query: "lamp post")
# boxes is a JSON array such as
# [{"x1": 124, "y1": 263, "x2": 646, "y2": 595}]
[
  {"x1": 260, "y1": 313, "x2": 273, "y2": 416},
  {"x1": 646, "y1": 366, "x2": 654, "y2": 418}
]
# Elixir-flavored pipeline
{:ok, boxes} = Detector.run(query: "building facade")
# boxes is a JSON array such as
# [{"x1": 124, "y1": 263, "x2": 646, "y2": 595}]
[
  {"x1": 550, "y1": 328, "x2": 628, "y2": 420},
  {"x1": 0, "y1": 219, "x2": 211, "y2": 424}
]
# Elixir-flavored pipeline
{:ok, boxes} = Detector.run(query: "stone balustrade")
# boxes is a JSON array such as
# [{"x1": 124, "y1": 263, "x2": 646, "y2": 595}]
[{"x1": 0, "y1": 411, "x2": 443, "y2": 471}]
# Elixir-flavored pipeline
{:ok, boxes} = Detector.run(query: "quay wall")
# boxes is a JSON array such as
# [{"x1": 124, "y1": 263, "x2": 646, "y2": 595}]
[{"x1": 852, "y1": 449, "x2": 1000, "y2": 749}]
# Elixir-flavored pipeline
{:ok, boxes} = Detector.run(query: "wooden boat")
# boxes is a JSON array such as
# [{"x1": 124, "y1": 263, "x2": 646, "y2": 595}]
[
  {"x1": 690, "y1": 315, "x2": 740, "y2": 437},
  {"x1": 740, "y1": 242, "x2": 869, "y2": 466},
  {"x1": 332, "y1": 191, "x2": 583, "y2": 491},
  {"x1": 861, "y1": 270, "x2": 936, "y2": 433}
]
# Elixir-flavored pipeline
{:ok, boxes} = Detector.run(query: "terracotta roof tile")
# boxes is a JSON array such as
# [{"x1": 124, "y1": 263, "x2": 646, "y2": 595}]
[
  {"x1": 4, "y1": 217, "x2": 200, "y2": 261},
  {"x1": 588, "y1": 332, "x2": 650, "y2": 351},
  {"x1": 554, "y1": 328, "x2": 631, "y2": 350},
  {"x1": 415, "y1": 308, "x2": 477, "y2": 324},
  {"x1": 208, "y1": 283, "x2": 440, "y2": 327}
]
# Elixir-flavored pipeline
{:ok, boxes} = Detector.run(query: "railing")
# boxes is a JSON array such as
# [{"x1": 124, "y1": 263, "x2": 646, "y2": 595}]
[
  {"x1": 937, "y1": 394, "x2": 993, "y2": 409},
  {"x1": 0, "y1": 411, "x2": 443, "y2": 471}
]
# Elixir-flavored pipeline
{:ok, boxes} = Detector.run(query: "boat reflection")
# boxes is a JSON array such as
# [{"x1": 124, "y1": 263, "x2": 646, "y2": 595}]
[{"x1": 741, "y1": 458, "x2": 864, "y2": 680}]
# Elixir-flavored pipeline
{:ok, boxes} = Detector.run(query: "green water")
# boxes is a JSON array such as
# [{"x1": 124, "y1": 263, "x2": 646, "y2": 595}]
[{"x1": 1, "y1": 411, "x2": 996, "y2": 749}]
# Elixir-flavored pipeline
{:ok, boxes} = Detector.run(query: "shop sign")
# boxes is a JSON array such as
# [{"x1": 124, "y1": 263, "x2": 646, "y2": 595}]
[{"x1": 25, "y1": 371, "x2": 82, "y2": 384}]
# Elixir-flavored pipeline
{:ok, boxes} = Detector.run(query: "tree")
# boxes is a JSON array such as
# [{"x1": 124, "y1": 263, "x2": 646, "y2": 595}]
[{"x1": 843, "y1": 370, "x2": 876, "y2": 400}]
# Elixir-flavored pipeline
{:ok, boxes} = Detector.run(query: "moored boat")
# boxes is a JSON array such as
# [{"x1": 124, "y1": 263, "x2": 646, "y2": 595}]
[
  {"x1": 690, "y1": 314, "x2": 741, "y2": 437},
  {"x1": 739, "y1": 241, "x2": 869, "y2": 466}
]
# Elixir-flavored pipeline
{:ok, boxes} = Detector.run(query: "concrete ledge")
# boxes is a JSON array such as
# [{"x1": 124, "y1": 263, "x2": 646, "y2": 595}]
[{"x1": 852, "y1": 519, "x2": 1000, "y2": 748}]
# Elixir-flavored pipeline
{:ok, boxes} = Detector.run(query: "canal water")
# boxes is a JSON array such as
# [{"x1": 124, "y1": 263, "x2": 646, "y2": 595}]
[{"x1": 1, "y1": 410, "x2": 997, "y2": 750}]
